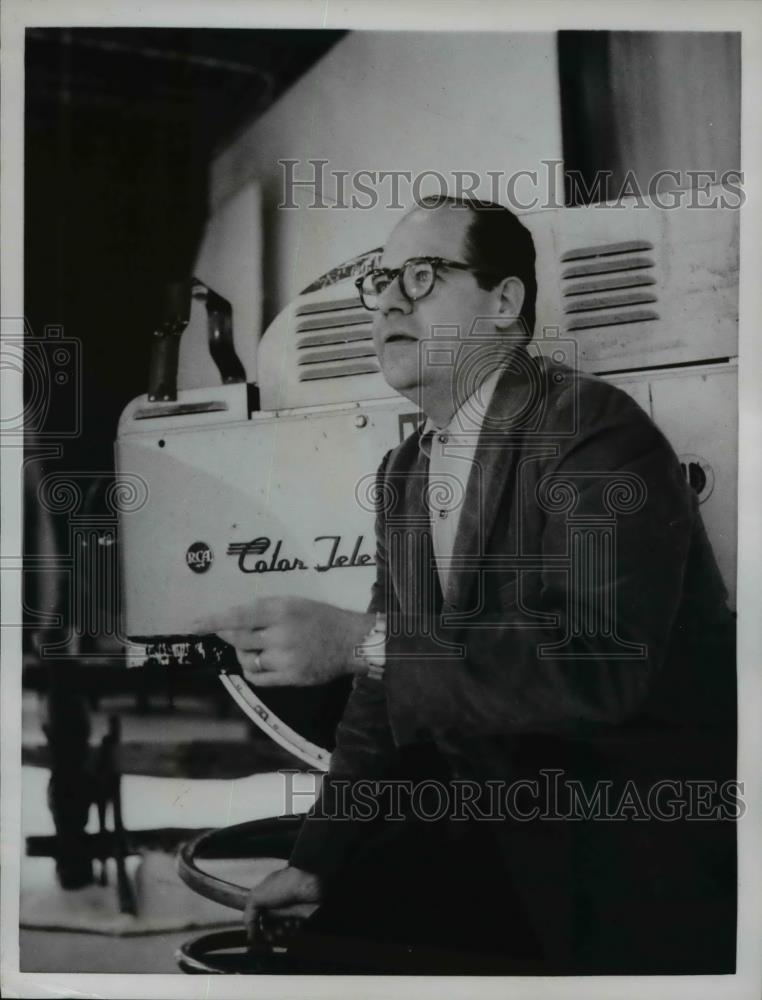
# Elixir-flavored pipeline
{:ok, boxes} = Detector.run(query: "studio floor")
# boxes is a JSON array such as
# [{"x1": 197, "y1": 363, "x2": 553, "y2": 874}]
[
  {"x1": 19, "y1": 926, "x2": 197, "y2": 975},
  {"x1": 17, "y1": 688, "x2": 319, "y2": 974}
]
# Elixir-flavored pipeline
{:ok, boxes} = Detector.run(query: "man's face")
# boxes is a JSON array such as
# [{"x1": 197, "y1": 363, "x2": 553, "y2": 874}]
[{"x1": 371, "y1": 208, "x2": 501, "y2": 405}]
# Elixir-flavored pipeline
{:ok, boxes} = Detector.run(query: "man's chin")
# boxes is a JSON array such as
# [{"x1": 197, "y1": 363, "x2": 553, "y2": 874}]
[{"x1": 379, "y1": 365, "x2": 422, "y2": 398}]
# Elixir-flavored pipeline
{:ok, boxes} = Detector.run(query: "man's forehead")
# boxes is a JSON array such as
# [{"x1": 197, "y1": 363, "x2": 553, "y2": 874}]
[{"x1": 381, "y1": 206, "x2": 471, "y2": 267}]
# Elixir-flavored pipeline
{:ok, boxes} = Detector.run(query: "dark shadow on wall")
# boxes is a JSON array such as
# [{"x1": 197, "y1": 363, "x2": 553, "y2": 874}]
[
  {"x1": 558, "y1": 31, "x2": 741, "y2": 206},
  {"x1": 24, "y1": 27, "x2": 346, "y2": 468}
]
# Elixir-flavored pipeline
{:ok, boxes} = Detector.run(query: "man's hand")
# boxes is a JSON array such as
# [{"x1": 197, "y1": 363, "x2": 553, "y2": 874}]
[
  {"x1": 243, "y1": 865, "x2": 322, "y2": 948},
  {"x1": 192, "y1": 597, "x2": 374, "y2": 686}
]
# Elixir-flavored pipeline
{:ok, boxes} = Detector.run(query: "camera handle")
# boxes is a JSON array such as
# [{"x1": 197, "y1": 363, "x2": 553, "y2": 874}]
[{"x1": 147, "y1": 278, "x2": 246, "y2": 402}]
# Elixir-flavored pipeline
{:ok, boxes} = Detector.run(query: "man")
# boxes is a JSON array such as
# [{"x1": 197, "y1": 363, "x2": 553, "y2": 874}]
[{"x1": 196, "y1": 197, "x2": 736, "y2": 974}]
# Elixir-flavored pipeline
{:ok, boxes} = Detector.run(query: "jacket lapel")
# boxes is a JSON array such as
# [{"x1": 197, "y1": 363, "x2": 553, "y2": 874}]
[
  {"x1": 385, "y1": 428, "x2": 443, "y2": 621},
  {"x1": 383, "y1": 349, "x2": 551, "y2": 623},
  {"x1": 446, "y1": 350, "x2": 548, "y2": 615}
]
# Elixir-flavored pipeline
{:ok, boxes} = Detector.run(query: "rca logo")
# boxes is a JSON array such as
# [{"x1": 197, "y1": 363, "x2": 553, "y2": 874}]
[{"x1": 186, "y1": 541, "x2": 213, "y2": 573}]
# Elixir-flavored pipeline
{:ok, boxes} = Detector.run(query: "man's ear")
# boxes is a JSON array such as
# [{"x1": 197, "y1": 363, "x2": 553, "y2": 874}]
[{"x1": 494, "y1": 276, "x2": 525, "y2": 332}]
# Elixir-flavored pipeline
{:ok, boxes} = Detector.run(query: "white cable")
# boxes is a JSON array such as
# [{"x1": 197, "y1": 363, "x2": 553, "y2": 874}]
[{"x1": 218, "y1": 673, "x2": 331, "y2": 772}]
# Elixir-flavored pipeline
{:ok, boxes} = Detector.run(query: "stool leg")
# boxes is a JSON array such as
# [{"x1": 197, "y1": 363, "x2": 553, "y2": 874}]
[
  {"x1": 43, "y1": 666, "x2": 94, "y2": 889},
  {"x1": 112, "y1": 773, "x2": 136, "y2": 915},
  {"x1": 98, "y1": 715, "x2": 137, "y2": 916},
  {"x1": 108, "y1": 716, "x2": 137, "y2": 916},
  {"x1": 96, "y1": 794, "x2": 108, "y2": 885}
]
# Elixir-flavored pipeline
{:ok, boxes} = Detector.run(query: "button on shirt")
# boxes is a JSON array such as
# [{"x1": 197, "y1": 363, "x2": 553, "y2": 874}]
[{"x1": 421, "y1": 367, "x2": 504, "y2": 594}]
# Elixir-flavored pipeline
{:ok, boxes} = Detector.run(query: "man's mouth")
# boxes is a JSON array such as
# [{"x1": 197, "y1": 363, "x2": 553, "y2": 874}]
[{"x1": 384, "y1": 333, "x2": 417, "y2": 345}]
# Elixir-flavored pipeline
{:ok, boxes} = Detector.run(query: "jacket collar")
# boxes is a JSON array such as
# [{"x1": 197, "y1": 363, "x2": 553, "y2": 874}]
[
  {"x1": 444, "y1": 348, "x2": 553, "y2": 610},
  {"x1": 388, "y1": 347, "x2": 556, "y2": 614}
]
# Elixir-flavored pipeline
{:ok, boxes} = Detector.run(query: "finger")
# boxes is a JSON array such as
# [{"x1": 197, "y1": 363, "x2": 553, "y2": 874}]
[
  {"x1": 269, "y1": 901, "x2": 321, "y2": 920},
  {"x1": 239, "y1": 650, "x2": 267, "y2": 677},
  {"x1": 241, "y1": 647, "x2": 295, "y2": 684},
  {"x1": 243, "y1": 897, "x2": 259, "y2": 950},
  {"x1": 216, "y1": 629, "x2": 235, "y2": 647},
  {"x1": 217, "y1": 629, "x2": 267, "y2": 653},
  {"x1": 246, "y1": 670, "x2": 299, "y2": 687},
  {"x1": 258, "y1": 623, "x2": 289, "y2": 650}
]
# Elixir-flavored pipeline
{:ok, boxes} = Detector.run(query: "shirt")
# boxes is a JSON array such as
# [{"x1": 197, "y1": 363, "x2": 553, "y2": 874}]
[{"x1": 421, "y1": 366, "x2": 504, "y2": 593}]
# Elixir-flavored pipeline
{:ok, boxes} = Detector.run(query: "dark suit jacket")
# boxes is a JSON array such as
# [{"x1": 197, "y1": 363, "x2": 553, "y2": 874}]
[{"x1": 291, "y1": 349, "x2": 737, "y2": 973}]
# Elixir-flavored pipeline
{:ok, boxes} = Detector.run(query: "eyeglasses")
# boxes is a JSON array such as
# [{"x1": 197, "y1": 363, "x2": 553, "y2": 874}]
[{"x1": 355, "y1": 256, "x2": 504, "y2": 311}]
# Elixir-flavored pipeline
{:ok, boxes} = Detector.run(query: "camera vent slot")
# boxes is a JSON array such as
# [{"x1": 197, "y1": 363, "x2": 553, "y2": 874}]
[
  {"x1": 561, "y1": 240, "x2": 659, "y2": 332},
  {"x1": 298, "y1": 360, "x2": 380, "y2": 382},
  {"x1": 296, "y1": 296, "x2": 363, "y2": 317},
  {"x1": 296, "y1": 296, "x2": 377, "y2": 381}
]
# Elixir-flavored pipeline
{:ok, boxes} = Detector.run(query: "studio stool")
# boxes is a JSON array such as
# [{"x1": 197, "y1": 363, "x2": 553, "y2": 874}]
[{"x1": 175, "y1": 814, "x2": 307, "y2": 974}]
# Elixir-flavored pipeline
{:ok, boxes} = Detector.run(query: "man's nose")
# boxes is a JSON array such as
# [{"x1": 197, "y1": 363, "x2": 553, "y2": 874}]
[{"x1": 378, "y1": 277, "x2": 412, "y2": 316}]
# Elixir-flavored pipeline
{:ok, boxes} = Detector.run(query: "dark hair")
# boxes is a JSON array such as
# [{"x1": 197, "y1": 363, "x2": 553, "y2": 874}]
[{"x1": 416, "y1": 195, "x2": 537, "y2": 338}]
